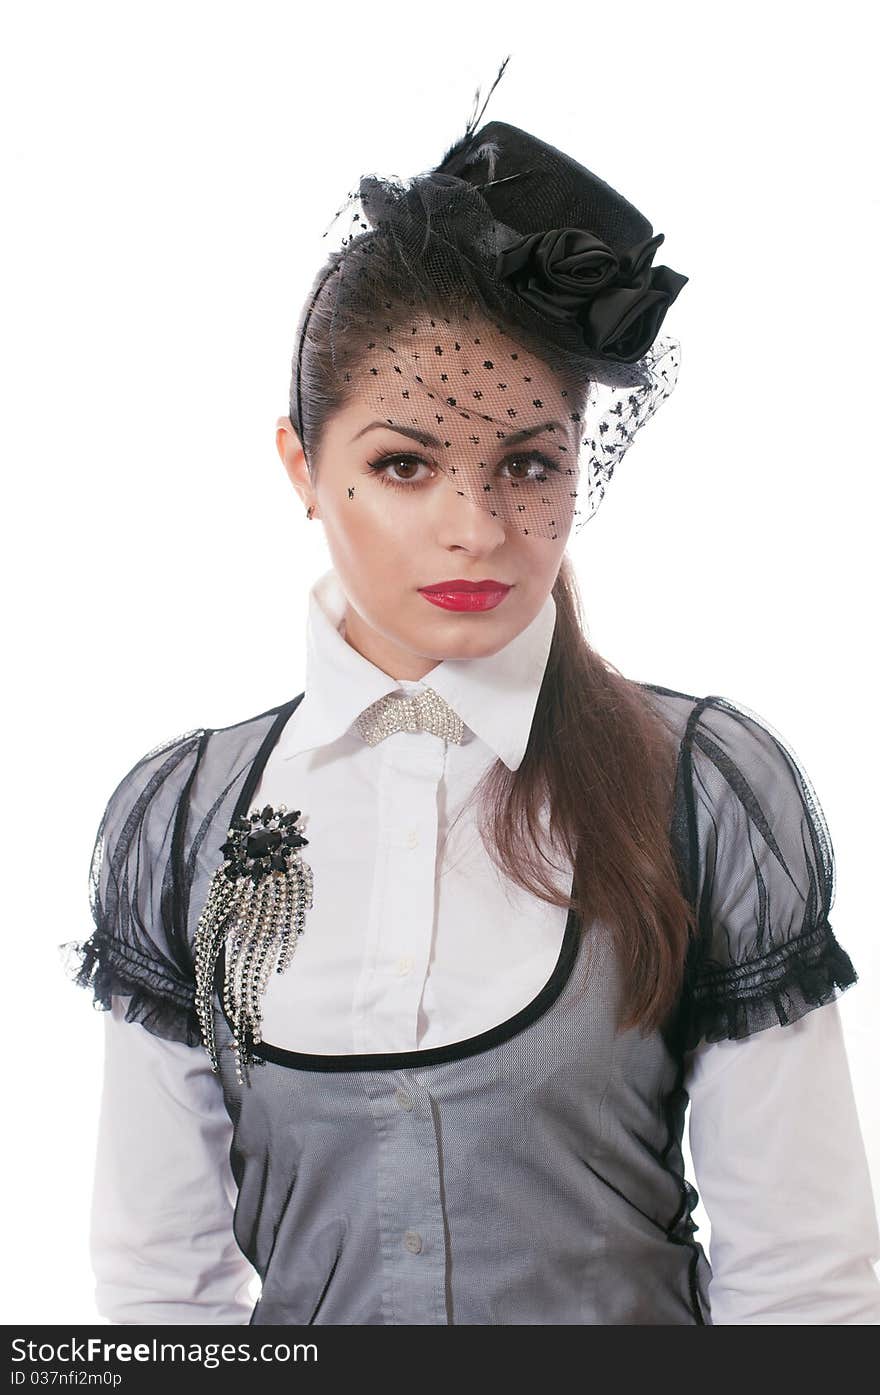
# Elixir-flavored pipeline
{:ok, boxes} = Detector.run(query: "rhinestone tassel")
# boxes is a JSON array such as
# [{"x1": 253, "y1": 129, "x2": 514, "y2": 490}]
[{"x1": 194, "y1": 802, "x2": 313, "y2": 1087}]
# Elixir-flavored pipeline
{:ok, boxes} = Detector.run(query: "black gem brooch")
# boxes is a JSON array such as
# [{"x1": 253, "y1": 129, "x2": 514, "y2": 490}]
[
  {"x1": 193, "y1": 802, "x2": 314, "y2": 1086},
  {"x1": 220, "y1": 803, "x2": 310, "y2": 884}
]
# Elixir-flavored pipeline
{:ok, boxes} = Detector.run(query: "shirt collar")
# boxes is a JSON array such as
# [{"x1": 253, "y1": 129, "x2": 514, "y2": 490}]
[{"x1": 275, "y1": 565, "x2": 557, "y2": 772}]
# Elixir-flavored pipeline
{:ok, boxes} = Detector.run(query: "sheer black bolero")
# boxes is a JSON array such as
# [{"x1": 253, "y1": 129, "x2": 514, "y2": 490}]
[
  {"x1": 61, "y1": 689, "x2": 858, "y2": 1054},
  {"x1": 666, "y1": 691, "x2": 857, "y2": 1050},
  {"x1": 63, "y1": 726, "x2": 210, "y2": 1046}
]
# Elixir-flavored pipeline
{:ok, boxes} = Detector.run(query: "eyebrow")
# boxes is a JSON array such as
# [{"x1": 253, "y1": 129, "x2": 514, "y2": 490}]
[{"x1": 349, "y1": 419, "x2": 564, "y2": 448}]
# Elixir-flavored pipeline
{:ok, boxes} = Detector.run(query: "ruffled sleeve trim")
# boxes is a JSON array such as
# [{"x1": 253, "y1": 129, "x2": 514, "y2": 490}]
[
  {"x1": 683, "y1": 916, "x2": 858, "y2": 1051},
  {"x1": 59, "y1": 929, "x2": 201, "y2": 1046}
]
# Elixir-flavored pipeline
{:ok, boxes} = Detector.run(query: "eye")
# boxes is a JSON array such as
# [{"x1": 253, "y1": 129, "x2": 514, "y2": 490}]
[
  {"x1": 364, "y1": 450, "x2": 561, "y2": 491},
  {"x1": 503, "y1": 453, "x2": 561, "y2": 482},
  {"x1": 365, "y1": 453, "x2": 434, "y2": 489}
]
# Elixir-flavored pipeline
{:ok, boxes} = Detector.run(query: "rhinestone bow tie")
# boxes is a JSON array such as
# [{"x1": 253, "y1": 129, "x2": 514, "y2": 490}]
[{"x1": 355, "y1": 686, "x2": 465, "y2": 747}]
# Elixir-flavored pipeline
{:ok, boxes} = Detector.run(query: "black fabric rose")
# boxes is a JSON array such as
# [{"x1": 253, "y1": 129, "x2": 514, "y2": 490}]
[
  {"x1": 495, "y1": 228, "x2": 620, "y2": 320},
  {"x1": 220, "y1": 804, "x2": 309, "y2": 885},
  {"x1": 495, "y1": 227, "x2": 688, "y2": 363}
]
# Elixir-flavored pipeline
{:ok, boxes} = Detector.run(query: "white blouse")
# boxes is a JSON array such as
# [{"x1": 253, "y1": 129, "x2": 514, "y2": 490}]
[{"x1": 91, "y1": 566, "x2": 880, "y2": 1324}]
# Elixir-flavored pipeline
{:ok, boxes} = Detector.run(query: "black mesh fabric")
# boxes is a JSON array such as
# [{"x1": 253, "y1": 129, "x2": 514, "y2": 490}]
[
  {"x1": 60, "y1": 729, "x2": 207, "y2": 1046},
  {"x1": 62, "y1": 686, "x2": 859, "y2": 1324},
  {"x1": 668, "y1": 692, "x2": 856, "y2": 1050}
]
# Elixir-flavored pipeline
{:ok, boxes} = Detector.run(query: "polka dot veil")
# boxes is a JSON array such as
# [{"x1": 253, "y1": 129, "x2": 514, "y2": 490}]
[{"x1": 291, "y1": 66, "x2": 688, "y2": 541}]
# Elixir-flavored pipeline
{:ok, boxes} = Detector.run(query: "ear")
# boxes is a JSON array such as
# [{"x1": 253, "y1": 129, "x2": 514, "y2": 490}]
[{"x1": 276, "y1": 416, "x2": 317, "y2": 515}]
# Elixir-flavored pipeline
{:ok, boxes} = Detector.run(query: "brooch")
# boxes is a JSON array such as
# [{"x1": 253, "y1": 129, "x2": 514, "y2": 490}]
[{"x1": 194, "y1": 802, "x2": 314, "y2": 1085}]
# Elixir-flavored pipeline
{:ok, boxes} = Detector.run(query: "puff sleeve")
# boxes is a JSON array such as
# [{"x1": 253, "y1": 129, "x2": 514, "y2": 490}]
[
  {"x1": 679, "y1": 695, "x2": 859, "y2": 1051},
  {"x1": 61, "y1": 727, "x2": 210, "y2": 1047}
]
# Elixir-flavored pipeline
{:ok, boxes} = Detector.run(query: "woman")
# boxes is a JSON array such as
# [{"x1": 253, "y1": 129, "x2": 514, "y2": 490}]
[{"x1": 65, "y1": 66, "x2": 880, "y2": 1325}]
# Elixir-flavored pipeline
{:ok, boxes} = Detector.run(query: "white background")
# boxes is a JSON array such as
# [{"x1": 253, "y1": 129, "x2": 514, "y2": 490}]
[{"x1": 3, "y1": 0, "x2": 877, "y2": 1323}]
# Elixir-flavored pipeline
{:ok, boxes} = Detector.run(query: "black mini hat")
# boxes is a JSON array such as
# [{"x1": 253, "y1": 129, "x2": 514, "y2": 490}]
[{"x1": 432, "y1": 111, "x2": 686, "y2": 371}]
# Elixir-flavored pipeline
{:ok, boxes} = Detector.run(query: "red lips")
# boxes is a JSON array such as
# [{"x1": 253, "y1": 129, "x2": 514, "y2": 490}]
[
  {"x1": 418, "y1": 581, "x2": 512, "y2": 613},
  {"x1": 419, "y1": 579, "x2": 511, "y2": 592}
]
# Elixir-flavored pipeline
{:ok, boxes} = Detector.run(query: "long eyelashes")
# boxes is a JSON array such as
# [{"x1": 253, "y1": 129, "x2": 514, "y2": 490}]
[{"x1": 364, "y1": 450, "x2": 562, "y2": 492}]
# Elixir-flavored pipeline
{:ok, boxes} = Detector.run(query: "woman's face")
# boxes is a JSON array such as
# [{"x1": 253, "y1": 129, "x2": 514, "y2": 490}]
[{"x1": 277, "y1": 320, "x2": 577, "y2": 681}]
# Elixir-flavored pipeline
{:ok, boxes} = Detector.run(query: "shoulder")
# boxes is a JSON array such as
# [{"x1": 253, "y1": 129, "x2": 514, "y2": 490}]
[
  {"x1": 638, "y1": 684, "x2": 833, "y2": 872},
  {"x1": 637, "y1": 682, "x2": 819, "y2": 788},
  {"x1": 197, "y1": 692, "x2": 306, "y2": 770},
  {"x1": 633, "y1": 680, "x2": 701, "y2": 742},
  {"x1": 98, "y1": 690, "x2": 304, "y2": 854},
  {"x1": 97, "y1": 726, "x2": 207, "y2": 835},
  {"x1": 681, "y1": 692, "x2": 835, "y2": 909},
  {"x1": 687, "y1": 692, "x2": 822, "y2": 792},
  {"x1": 106, "y1": 693, "x2": 306, "y2": 811},
  {"x1": 90, "y1": 730, "x2": 209, "y2": 903}
]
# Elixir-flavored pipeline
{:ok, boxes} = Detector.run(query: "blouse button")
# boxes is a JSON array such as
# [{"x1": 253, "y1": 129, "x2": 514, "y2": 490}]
[
  {"x1": 394, "y1": 955, "x2": 413, "y2": 976},
  {"x1": 395, "y1": 1087, "x2": 414, "y2": 1111},
  {"x1": 404, "y1": 828, "x2": 419, "y2": 848},
  {"x1": 403, "y1": 1230, "x2": 423, "y2": 1254}
]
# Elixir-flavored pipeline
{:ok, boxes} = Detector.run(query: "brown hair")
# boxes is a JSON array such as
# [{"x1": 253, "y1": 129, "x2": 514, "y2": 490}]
[{"x1": 288, "y1": 243, "x2": 697, "y2": 1039}]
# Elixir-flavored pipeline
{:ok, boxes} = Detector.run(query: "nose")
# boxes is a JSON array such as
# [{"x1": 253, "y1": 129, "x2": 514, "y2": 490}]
[{"x1": 434, "y1": 472, "x2": 509, "y2": 548}]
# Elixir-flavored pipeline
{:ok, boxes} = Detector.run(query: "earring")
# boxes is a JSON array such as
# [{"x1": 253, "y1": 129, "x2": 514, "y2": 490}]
[{"x1": 306, "y1": 504, "x2": 314, "y2": 520}]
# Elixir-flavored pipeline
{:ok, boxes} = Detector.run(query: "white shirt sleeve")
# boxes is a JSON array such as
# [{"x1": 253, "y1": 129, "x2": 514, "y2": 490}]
[
  {"x1": 685, "y1": 998, "x2": 880, "y2": 1324},
  {"x1": 90, "y1": 994, "x2": 257, "y2": 1324}
]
